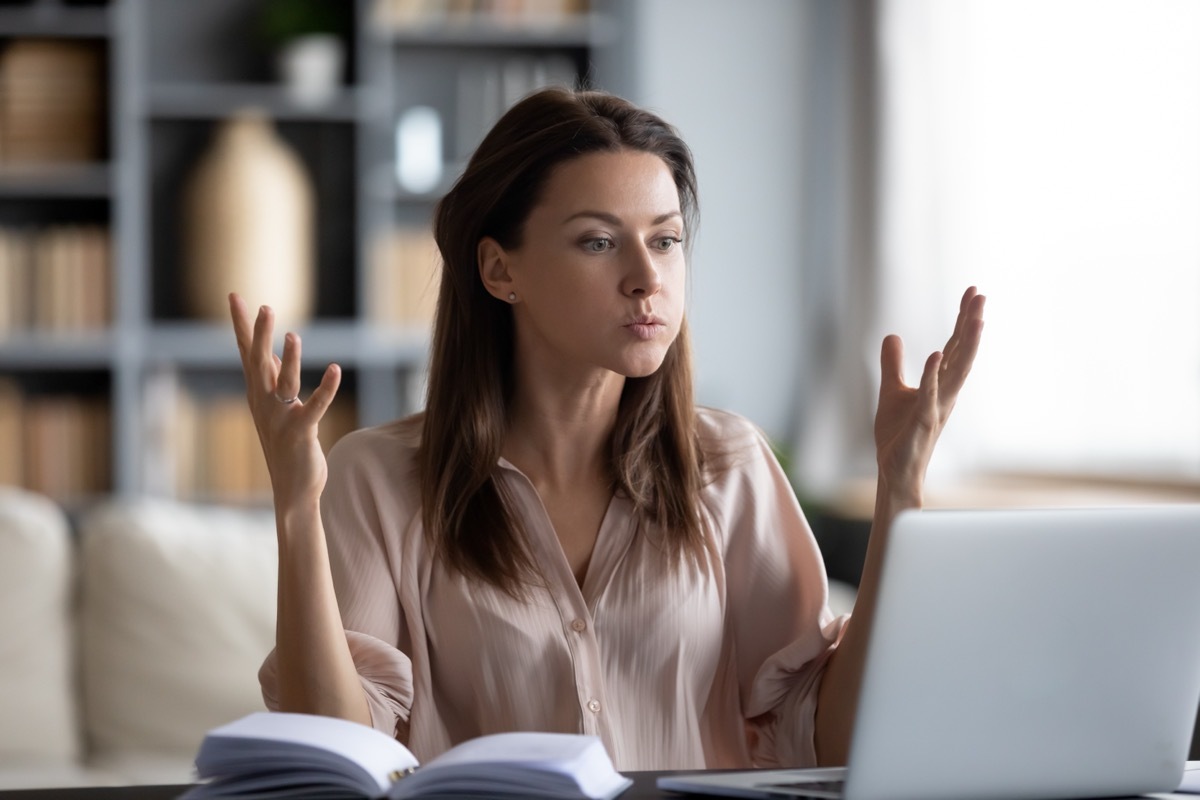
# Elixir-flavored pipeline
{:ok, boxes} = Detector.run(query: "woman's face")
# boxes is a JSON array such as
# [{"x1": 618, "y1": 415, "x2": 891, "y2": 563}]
[{"x1": 497, "y1": 149, "x2": 687, "y2": 382}]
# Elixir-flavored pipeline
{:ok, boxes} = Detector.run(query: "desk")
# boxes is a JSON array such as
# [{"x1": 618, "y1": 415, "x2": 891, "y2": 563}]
[
  {"x1": 0, "y1": 773, "x2": 670, "y2": 800},
  {"x1": 0, "y1": 774, "x2": 1194, "y2": 800}
]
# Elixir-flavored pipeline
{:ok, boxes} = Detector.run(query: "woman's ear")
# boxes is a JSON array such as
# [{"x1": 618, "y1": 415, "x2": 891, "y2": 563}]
[{"x1": 477, "y1": 236, "x2": 516, "y2": 303}]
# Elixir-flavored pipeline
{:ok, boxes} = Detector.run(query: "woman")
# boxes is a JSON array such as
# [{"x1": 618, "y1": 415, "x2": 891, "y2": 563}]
[{"x1": 230, "y1": 87, "x2": 985, "y2": 771}]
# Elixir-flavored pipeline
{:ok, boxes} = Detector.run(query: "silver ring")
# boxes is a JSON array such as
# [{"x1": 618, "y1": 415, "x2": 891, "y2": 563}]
[{"x1": 274, "y1": 393, "x2": 299, "y2": 404}]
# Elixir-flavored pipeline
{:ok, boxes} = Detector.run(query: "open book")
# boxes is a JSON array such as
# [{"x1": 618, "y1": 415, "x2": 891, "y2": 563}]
[{"x1": 180, "y1": 711, "x2": 633, "y2": 800}]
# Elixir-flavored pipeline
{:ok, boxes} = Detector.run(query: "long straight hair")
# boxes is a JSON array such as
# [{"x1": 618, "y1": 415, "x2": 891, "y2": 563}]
[{"x1": 420, "y1": 87, "x2": 707, "y2": 594}]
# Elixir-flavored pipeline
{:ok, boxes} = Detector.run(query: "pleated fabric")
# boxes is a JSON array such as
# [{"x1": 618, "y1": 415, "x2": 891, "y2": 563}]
[{"x1": 259, "y1": 407, "x2": 848, "y2": 770}]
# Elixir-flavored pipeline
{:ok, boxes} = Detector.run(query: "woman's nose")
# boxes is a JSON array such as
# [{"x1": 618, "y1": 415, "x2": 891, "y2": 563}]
[{"x1": 621, "y1": 244, "x2": 662, "y2": 297}]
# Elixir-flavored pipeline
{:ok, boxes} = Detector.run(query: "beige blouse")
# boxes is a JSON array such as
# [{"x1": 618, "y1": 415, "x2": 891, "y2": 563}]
[{"x1": 260, "y1": 407, "x2": 848, "y2": 771}]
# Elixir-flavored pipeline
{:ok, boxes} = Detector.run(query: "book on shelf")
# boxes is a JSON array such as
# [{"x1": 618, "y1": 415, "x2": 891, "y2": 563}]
[
  {"x1": 0, "y1": 224, "x2": 111, "y2": 335},
  {"x1": 367, "y1": 226, "x2": 440, "y2": 328},
  {"x1": 203, "y1": 393, "x2": 272, "y2": 503},
  {"x1": 0, "y1": 38, "x2": 106, "y2": 165},
  {"x1": 182, "y1": 711, "x2": 633, "y2": 800},
  {"x1": 374, "y1": 0, "x2": 589, "y2": 31},
  {"x1": 0, "y1": 228, "x2": 32, "y2": 334},
  {"x1": 56, "y1": 225, "x2": 111, "y2": 330},
  {"x1": 20, "y1": 392, "x2": 110, "y2": 498},
  {"x1": 0, "y1": 378, "x2": 23, "y2": 486}
]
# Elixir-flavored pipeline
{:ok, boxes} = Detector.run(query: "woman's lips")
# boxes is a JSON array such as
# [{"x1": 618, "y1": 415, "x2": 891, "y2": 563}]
[{"x1": 625, "y1": 321, "x2": 666, "y2": 340}]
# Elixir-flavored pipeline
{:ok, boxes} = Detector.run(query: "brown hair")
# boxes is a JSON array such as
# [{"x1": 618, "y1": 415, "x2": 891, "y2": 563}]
[{"x1": 420, "y1": 86, "x2": 707, "y2": 594}]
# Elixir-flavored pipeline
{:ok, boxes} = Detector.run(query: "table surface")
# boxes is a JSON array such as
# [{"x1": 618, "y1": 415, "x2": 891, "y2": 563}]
[
  {"x1": 0, "y1": 772, "x2": 675, "y2": 800},
  {"x1": 1, "y1": 772, "x2": 1195, "y2": 800}
]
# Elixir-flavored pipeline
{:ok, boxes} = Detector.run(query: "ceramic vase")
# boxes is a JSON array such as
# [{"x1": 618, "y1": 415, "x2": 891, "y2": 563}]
[
  {"x1": 182, "y1": 112, "x2": 315, "y2": 326},
  {"x1": 277, "y1": 34, "x2": 345, "y2": 109}
]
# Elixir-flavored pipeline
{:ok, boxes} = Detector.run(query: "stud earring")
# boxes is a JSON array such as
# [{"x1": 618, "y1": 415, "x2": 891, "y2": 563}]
[{"x1": 507, "y1": 292, "x2": 516, "y2": 302}]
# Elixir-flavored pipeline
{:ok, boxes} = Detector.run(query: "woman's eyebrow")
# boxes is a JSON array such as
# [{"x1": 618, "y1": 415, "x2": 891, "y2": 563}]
[{"x1": 561, "y1": 210, "x2": 683, "y2": 226}]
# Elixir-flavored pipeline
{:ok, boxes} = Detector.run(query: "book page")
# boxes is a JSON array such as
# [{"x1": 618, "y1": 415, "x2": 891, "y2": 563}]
[
  {"x1": 197, "y1": 711, "x2": 418, "y2": 797},
  {"x1": 391, "y1": 732, "x2": 631, "y2": 800}
]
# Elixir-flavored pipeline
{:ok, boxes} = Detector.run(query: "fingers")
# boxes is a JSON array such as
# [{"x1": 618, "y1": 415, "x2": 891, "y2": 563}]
[
  {"x1": 959, "y1": 285, "x2": 978, "y2": 320},
  {"x1": 274, "y1": 333, "x2": 302, "y2": 402},
  {"x1": 231, "y1": 294, "x2": 259, "y2": 384},
  {"x1": 269, "y1": 334, "x2": 343, "y2": 424},
  {"x1": 231, "y1": 293, "x2": 274, "y2": 399},
  {"x1": 229, "y1": 293, "x2": 252, "y2": 353},
  {"x1": 250, "y1": 304, "x2": 280, "y2": 394},
  {"x1": 300, "y1": 363, "x2": 343, "y2": 422},
  {"x1": 229, "y1": 294, "x2": 342, "y2": 425},
  {"x1": 946, "y1": 286, "x2": 975, "y2": 348},
  {"x1": 883, "y1": 286, "x2": 985, "y2": 390},
  {"x1": 945, "y1": 286, "x2": 981, "y2": 354},
  {"x1": 879, "y1": 334, "x2": 905, "y2": 390},
  {"x1": 230, "y1": 294, "x2": 306, "y2": 400},
  {"x1": 880, "y1": 333, "x2": 940, "y2": 404},
  {"x1": 940, "y1": 289, "x2": 986, "y2": 397},
  {"x1": 917, "y1": 350, "x2": 943, "y2": 423}
]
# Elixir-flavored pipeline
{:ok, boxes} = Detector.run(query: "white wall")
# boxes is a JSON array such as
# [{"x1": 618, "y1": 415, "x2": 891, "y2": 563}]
[{"x1": 595, "y1": 0, "x2": 808, "y2": 443}]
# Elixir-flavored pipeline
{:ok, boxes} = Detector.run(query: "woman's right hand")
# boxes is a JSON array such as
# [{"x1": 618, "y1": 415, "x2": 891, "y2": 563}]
[{"x1": 229, "y1": 293, "x2": 342, "y2": 509}]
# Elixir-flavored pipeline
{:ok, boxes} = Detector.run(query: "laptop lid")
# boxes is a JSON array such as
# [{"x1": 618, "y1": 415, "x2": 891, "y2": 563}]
[
  {"x1": 844, "y1": 505, "x2": 1200, "y2": 800},
  {"x1": 657, "y1": 505, "x2": 1200, "y2": 800}
]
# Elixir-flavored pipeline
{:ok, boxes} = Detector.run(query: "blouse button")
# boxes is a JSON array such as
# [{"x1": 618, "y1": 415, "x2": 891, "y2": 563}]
[
  {"x1": 587, "y1": 699, "x2": 601, "y2": 713},
  {"x1": 571, "y1": 618, "x2": 587, "y2": 633}
]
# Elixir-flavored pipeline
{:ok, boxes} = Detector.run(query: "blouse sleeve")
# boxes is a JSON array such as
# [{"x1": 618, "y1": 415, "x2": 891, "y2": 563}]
[
  {"x1": 258, "y1": 427, "x2": 418, "y2": 741},
  {"x1": 713, "y1": 417, "x2": 850, "y2": 768}
]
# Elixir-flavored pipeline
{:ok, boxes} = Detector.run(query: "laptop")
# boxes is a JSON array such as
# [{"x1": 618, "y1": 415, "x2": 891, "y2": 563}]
[{"x1": 659, "y1": 505, "x2": 1200, "y2": 800}]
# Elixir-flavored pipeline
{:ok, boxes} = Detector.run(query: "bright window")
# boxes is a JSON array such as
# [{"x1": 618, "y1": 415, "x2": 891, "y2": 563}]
[{"x1": 877, "y1": 0, "x2": 1200, "y2": 481}]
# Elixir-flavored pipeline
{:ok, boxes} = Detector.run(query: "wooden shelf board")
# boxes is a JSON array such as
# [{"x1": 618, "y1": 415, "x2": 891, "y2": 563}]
[
  {"x1": 0, "y1": 330, "x2": 117, "y2": 367},
  {"x1": 376, "y1": 14, "x2": 610, "y2": 48},
  {"x1": 142, "y1": 321, "x2": 430, "y2": 367},
  {"x1": 0, "y1": 5, "x2": 110, "y2": 38},
  {"x1": 145, "y1": 84, "x2": 361, "y2": 122},
  {"x1": 0, "y1": 163, "x2": 111, "y2": 198}
]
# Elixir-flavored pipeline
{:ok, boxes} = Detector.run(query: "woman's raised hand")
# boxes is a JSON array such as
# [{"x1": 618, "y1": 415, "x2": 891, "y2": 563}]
[
  {"x1": 229, "y1": 293, "x2": 342, "y2": 509},
  {"x1": 873, "y1": 286, "x2": 986, "y2": 509}
]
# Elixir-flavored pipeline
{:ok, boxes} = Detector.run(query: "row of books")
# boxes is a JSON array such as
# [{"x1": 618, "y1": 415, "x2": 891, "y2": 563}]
[
  {"x1": 0, "y1": 39, "x2": 107, "y2": 164},
  {"x1": 0, "y1": 223, "x2": 438, "y2": 335},
  {"x1": 141, "y1": 372, "x2": 358, "y2": 504},
  {"x1": 0, "y1": 380, "x2": 110, "y2": 498},
  {"x1": 0, "y1": 225, "x2": 112, "y2": 335},
  {"x1": 374, "y1": 0, "x2": 588, "y2": 30},
  {"x1": 367, "y1": 226, "x2": 441, "y2": 326}
]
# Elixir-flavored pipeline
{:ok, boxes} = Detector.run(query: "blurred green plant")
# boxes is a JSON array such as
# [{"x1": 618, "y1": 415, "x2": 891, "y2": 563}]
[
  {"x1": 259, "y1": 0, "x2": 346, "y2": 46},
  {"x1": 768, "y1": 437, "x2": 809, "y2": 498},
  {"x1": 768, "y1": 436, "x2": 827, "y2": 512}
]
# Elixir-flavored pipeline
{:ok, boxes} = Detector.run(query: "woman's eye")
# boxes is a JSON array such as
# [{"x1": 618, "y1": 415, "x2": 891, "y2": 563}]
[
  {"x1": 655, "y1": 237, "x2": 682, "y2": 252},
  {"x1": 584, "y1": 238, "x2": 613, "y2": 253}
]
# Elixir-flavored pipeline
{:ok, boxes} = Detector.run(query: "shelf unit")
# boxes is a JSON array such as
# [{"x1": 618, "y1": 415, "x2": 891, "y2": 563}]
[
  {"x1": 0, "y1": 0, "x2": 113, "y2": 504},
  {"x1": 0, "y1": 0, "x2": 610, "y2": 507}
]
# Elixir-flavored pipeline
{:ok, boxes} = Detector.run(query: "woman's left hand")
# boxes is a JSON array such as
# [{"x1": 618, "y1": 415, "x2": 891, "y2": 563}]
[{"x1": 873, "y1": 286, "x2": 986, "y2": 509}]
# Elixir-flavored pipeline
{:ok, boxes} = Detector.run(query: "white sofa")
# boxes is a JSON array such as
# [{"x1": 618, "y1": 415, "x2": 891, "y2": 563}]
[{"x1": 0, "y1": 487, "x2": 277, "y2": 789}]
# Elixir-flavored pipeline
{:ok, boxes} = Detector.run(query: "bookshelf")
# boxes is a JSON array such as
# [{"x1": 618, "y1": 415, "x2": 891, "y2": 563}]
[{"x1": 0, "y1": 0, "x2": 609, "y2": 507}]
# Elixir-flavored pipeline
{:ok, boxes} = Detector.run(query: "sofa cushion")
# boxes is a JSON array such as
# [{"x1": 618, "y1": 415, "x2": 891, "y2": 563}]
[
  {"x1": 77, "y1": 498, "x2": 277, "y2": 763},
  {"x1": 0, "y1": 763, "x2": 124, "y2": 791},
  {"x1": 0, "y1": 487, "x2": 81, "y2": 769}
]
